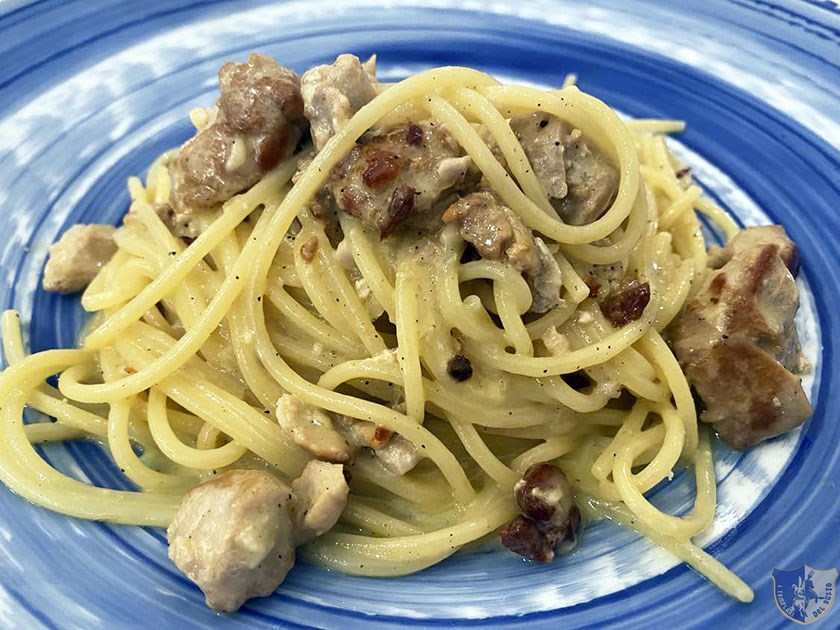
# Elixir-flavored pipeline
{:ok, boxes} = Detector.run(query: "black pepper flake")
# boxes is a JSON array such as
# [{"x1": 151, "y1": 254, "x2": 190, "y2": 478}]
[{"x1": 446, "y1": 355, "x2": 473, "y2": 381}]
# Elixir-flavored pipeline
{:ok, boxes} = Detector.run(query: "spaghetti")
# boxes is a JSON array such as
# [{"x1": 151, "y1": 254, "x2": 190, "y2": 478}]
[{"x1": 0, "y1": 62, "x2": 755, "y2": 604}]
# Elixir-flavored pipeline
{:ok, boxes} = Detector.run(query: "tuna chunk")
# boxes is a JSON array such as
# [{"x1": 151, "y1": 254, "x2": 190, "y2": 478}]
[
  {"x1": 528, "y1": 237, "x2": 564, "y2": 314},
  {"x1": 276, "y1": 394, "x2": 351, "y2": 464},
  {"x1": 333, "y1": 414, "x2": 423, "y2": 475},
  {"x1": 168, "y1": 466, "x2": 349, "y2": 612},
  {"x1": 167, "y1": 470, "x2": 297, "y2": 612},
  {"x1": 670, "y1": 226, "x2": 811, "y2": 449},
  {"x1": 372, "y1": 433, "x2": 423, "y2": 476},
  {"x1": 442, "y1": 191, "x2": 536, "y2": 272},
  {"x1": 442, "y1": 192, "x2": 563, "y2": 312},
  {"x1": 42, "y1": 224, "x2": 116, "y2": 293},
  {"x1": 510, "y1": 112, "x2": 618, "y2": 225},
  {"x1": 301, "y1": 54, "x2": 378, "y2": 151},
  {"x1": 291, "y1": 460, "x2": 350, "y2": 544},
  {"x1": 327, "y1": 120, "x2": 470, "y2": 237},
  {"x1": 170, "y1": 54, "x2": 304, "y2": 214}
]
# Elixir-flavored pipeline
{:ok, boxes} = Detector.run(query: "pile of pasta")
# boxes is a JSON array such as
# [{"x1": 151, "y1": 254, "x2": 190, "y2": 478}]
[{"x1": 0, "y1": 66, "x2": 751, "y2": 602}]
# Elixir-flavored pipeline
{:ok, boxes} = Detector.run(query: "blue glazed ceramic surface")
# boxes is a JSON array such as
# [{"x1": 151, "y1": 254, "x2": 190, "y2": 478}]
[{"x1": 0, "y1": 1, "x2": 838, "y2": 628}]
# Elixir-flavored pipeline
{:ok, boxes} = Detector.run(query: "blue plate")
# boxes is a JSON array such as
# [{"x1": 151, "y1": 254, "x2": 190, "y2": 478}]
[{"x1": 1, "y1": 1, "x2": 838, "y2": 628}]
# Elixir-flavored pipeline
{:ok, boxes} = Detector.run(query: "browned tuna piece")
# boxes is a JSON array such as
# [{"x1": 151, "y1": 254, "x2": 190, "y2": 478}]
[
  {"x1": 670, "y1": 225, "x2": 811, "y2": 450},
  {"x1": 442, "y1": 192, "x2": 564, "y2": 312},
  {"x1": 510, "y1": 112, "x2": 618, "y2": 226},
  {"x1": 170, "y1": 54, "x2": 305, "y2": 214},
  {"x1": 327, "y1": 120, "x2": 471, "y2": 237}
]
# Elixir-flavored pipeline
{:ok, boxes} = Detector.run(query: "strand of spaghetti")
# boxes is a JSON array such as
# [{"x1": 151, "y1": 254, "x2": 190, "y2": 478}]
[
  {"x1": 302, "y1": 222, "x2": 387, "y2": 356},
  {"x1": 625, "y1": 119, "x2": 686, "y2": 134},
  {"x1": 140, "y1": 303, "x2": 179, "y2": 339},
  {"x1": 640, "y1": 328, "x2": 699, "y2": 457},
  {"x1": 11, "y1": 383, "x2": 112, "y2": 439},
  {"x1": 57, "y1": 189, "x2": 285, "y2": 403},
  {"x1": 447, "y1": 87, "x2": 557, "y2": 216},
  {"x1": 592, "y1": 498, "x2": 753, "y2": 602},
  {"x1": 120, "y1": 203, "x2": 232, "y2": 367},
  {"x1": 304, "y1": 491, "x2": 516, "y2": 576},
  {"x1": 0, "y1": 315, "x2": 107, "y2": 438},
  {"x1": 196, "y1": 423, "x2": 222, "y2": 450},
  {"x1": 510, "y1": 437, "x2": 582, "y2": 473},
  {"x1": 147, "y1": 388, "x2": 248, "y2": 470},
  {"x1": 394, "y1": 257, "x2": 425, "y2": 422},
  {"x1": 458, "y1": 260, "x2": 533, "y2": 308},
  {"x1": 653, "y1": 259, "x2": 695, "y2": 331},
  {"x1": 82, "y1": 255, "x2": 151, "y2": 312},
  {"x1": 317, "y1": 355, "x2": 573, "y2": 429},
  {"x1": 660, "y1": 186, "x2": 703, "y2": 230},
  {"x1": 449, "y1": 421, "x2": 519, "y2": 488},
  {"x1": 338, "y1": 213, "x2": 396, "y2": 315},
  {"x1": 213, "y1": 225, "x2": 287, "y2": 410},
  {"x1": 341, "y1": 498, "x2": 424, "y2": 536},
  {"x1": 631, "y1": 406, "x2": 686, "y2": 489},
  {"x1": 612, "y1": 424, "x2": 712, "y2": 538},
  {"x1": 293, "y1": 231, "x2": 357, "y2": 334},
  {"x1": 106, "y1": 395, "x2": 192, "y2": 491},
  {"x1": 437, "y1": 228, "x2": 508, "y2": 345},
  {"x1": 1, "y1": 311, "x2": 26, "y2": 362},
  {"x1": 562, "y1": 180, "x2": 649, "y2": 264},
  {"x1": 522, "y1": 376, "x2": 612, "y2": 414},
  {"x1": 470, "y1": 304, "x2": 656, "y2": 377},
  {"x1": 24, "y1": 423, "x2": 87, "y2": 444},
  {"x1": 478, "y1": 85, "x2": 640, "y2": 243},
  {"x1": 591, "y1": 401, "x2": 650, "y2": 480},
  {"x1": 430, "y1": 95, "x2": 625, "y2": 247},
  {"x1": 110, "y1": 328, "x2": 306, "y2": 476},
  {"x1": 352, "y1": 457, "x2": 455, "y2": 507},
  {"x1": 266, "y1": 285, "x2": 362, "y2": 356},
  {"x1": 229, "y1": 67, "x2": 502, "y2": 359},
  {"x1": 696, "y1": 197, "x2": 740, "y2": 241},
  {"x1": 0, "y1": 350, "x2": 178, "y2": 524},
  {"x1": 552, "y1": 249, "x2": 591, "y2": 304},
  {"x1": 84, "y1": 160, "x2": 296, "y2": 349},
  {"x1": 493, "y1": 282, "x2": 533, "y2": 356},
  {"x1": 249, "y1": 296, "x2": 476, "y2": 502},
  {"x1": 525, "y1": 299, "x2": 578, "y2": 339}
]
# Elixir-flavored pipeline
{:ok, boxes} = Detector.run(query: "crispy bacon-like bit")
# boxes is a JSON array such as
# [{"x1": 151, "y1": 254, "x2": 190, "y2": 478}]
[
  {"x1": 500, "y1": 462, "x2": 581, "y2": 563},
  {"x1": 499, "y1": 515, "x2": 555, "y2": 563},
  {"x1": 372, "y1": 426, "x2": 393, "y2": 449},
  {"x1": 380, "y1": 185, "x2": 416, "y2": 238},
  {"x1": 406, "y1": 123, "x2": 424, "y2": 147},
  {"x1": 327, "y1": 120, "x2": 468, "y2": 237},
  {"x1": 583, "y1": 275, "x2": 601, "y2": 298},
  {"x1": 361, "y1": 150, "x2": 402, "y2": 189},
  {"x1": 601, "y1": 282, "x2": 650, "y2": 327},
  {"x1": 300, "y1": 235, "x2": 319, "y2": 263}
]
